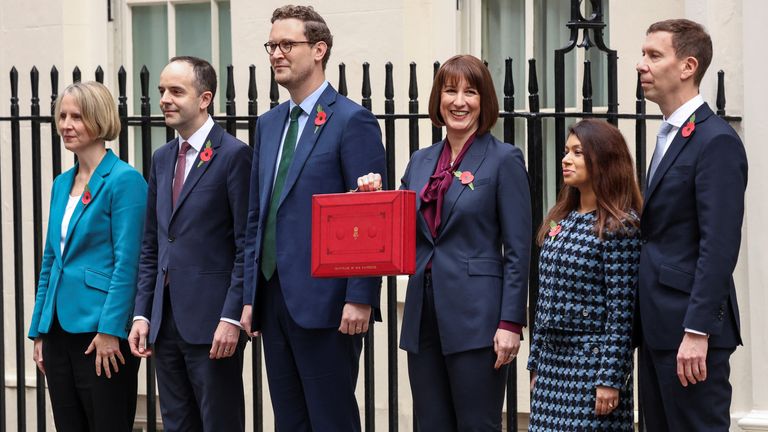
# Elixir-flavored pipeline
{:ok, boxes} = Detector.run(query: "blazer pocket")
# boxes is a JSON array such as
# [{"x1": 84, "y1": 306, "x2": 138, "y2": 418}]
[
  {"x1": 666, "y1": 165, "x2": 692, "y2": 176},
  {"x1": 467, "y1": 258, "x2": 503, "y2": 278},
  {"x1": 198, "y1": 269, "x2": 231, "y2": 275},
  {"x1": 473, "y1": 177, "x2": 490, "y2": 187},
  {"x1": 193, "y1": 181, "x2": 225, "y2": 192},
  {"x1": 84, "y1": 268, "x2": 111, "y2": 292},
  {"x1": 659, "y1": 264, "x2": 694, "y2": 294}
]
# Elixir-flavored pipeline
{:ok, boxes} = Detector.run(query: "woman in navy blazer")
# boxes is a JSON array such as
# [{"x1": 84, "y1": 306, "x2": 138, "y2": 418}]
[
  {"x1": 358, "y1": 55, "x2": 531, "y2": 431},
  {"x1": 28, "y1": 81, "x2": 147, "y2": 432}
]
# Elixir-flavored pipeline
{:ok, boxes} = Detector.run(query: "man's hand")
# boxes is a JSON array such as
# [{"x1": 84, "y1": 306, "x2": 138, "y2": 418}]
[
  {"x1": 210, "y1": 321, "x2": 241, "y2": 359},
  {"x1": 240, "y1": 305, "x2": 260, "y2": 338},
  {"x1": 338, "y1": 303, "x2": 372, "y2": 335},
  {"x1": 33, "y1": 338, "x2": 45, "y2": 375},
  {"x1": 128, "y1": 320, "x2": 153, "y2": 358},
  {"x1": 677, "y1": 332, "x2": 708, "y2": 387},
  {"x1": 85, "y1": 333, "x2": 126, "y2": 378},
  {"x1": 530, "y1": 371, "x2": 537, "y2": 391},
  {"x1": 493, "y1": 329, "x2": 521, "y2": 370}
]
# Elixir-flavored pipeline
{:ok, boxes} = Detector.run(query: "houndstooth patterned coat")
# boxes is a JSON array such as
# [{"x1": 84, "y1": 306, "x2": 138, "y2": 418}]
[{"x1": 527, "y1": 210, "x2": 640, "y2": 431}]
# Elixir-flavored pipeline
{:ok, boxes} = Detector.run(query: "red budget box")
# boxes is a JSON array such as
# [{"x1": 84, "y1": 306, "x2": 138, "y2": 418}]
[{"x1": 311, "y1": 190, "x2": 416, "y2": 278}]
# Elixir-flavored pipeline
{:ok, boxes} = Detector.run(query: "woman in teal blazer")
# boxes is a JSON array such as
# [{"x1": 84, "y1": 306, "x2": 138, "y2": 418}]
[{"x1": 28, "y1": 81, "x2": 147, "y2": 432}]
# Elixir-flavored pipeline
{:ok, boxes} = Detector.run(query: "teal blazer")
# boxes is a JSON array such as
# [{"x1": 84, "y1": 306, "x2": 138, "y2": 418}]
[{"x1": 28, "y1": 149, "x2": 147, "y2": 340}]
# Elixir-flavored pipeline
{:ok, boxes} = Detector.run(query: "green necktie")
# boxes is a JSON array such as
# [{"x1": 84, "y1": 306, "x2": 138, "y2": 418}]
[{"x1": 262, "y1": 105, "x2": 303, "y2": 280}]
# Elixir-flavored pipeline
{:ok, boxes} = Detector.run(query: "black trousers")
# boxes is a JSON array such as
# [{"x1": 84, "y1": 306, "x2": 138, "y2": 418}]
[
  {"x1": 639, "y1": 342, "x2": 735, "y2": 432},
  {"x1": 407, "y1": 272, "x2": 508, "y2": 432},
  {"x1": 42, "y1": 317, "x2": 139, "y2": 432},
  {"x1": 153, "y1": 292, "x2": 246, "y2": 432}
]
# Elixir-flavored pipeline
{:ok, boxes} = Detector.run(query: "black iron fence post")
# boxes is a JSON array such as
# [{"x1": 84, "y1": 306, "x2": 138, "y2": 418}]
[
  {"x1": 118, "y1": 66, "x2": 129, "y2": 161},
  {"x1": 30, "y1": 66, "x2": 47, "y2": 432},
  {"x1": 408, "y1": 62, "x2": 419, "y2": 157},
  {"x1": 526, "y1": 58, "x2": 544, "y2": 382},
  {"x1": 50, "y1": 66, "x2": 61, "y2": 177},
  {"x1": 502, "y1": 56, "x2": 519, "y2": 432},
  {"x1": 383, "y1": 62, "x2": 399, "y2": 432},
  {"x1": 226, "y1": 65, "x2": 236, "y2": 135},
  {"x1": 431, "y1": 62, "x2": 442, "y2": 144},
  {"x1": 635, "y1": 73, "x2": 647, "y2": 190},
  {"x1": 11, "y1": 65, "x2": 28, "y2": 432}
]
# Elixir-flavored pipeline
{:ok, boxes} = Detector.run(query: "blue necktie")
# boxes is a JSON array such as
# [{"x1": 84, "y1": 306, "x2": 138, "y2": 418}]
[
  {"x1": 262, "y1": 106, "x2": 303, "y2": 280},
  {"x1": 647, "y1": 121, "x2": 673, "y2": 185}
]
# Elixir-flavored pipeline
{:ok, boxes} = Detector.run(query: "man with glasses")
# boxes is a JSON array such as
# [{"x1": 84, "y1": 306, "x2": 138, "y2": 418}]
[{"x1": 240, "y1": 5, "x2": 385, "y2": 431}]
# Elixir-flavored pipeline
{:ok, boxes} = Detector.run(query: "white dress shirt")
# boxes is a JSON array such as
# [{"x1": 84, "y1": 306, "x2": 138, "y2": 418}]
[{"x1": 60, "y1": 194, "x2": 81, "y2": 254}]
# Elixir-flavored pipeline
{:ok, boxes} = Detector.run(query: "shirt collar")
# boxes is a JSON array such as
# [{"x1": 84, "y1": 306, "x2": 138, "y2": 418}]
[
  {"x1": 289, "y1": 81, "x2": 330, "y2": 117},
  {"x1": 665, "y1": 94, "x2": 705, "y2": 128},
  {"x1": 182, "y1": 116, "x2": 215, "y2": 152}
]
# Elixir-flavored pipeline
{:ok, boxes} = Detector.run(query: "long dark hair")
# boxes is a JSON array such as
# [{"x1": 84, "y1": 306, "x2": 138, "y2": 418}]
[{"x1": 536, "y1": 119, "x2": 643, "y2": 245}]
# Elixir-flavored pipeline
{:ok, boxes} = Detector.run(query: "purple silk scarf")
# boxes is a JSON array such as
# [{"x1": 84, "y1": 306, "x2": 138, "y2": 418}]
[{"x1": 419, "y1": 133, "x2": 476, "y2": 238}]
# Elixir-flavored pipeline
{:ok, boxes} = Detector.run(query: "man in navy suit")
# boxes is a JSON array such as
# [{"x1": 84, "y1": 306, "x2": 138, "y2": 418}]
[
  {"x1": 636, "y1": 19, "x2": 747, "y2": 431},
  {"x1": 240, "y1": 5, "x2": 385, "y2": 431},
  {"x1": 128, "y1": 56, "x2": 251, "y2": 432}
]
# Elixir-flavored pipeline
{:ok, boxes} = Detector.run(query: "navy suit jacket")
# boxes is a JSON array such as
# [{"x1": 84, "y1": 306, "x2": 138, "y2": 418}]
[
  {"x1": 29, "y1": 150, "x2": 147, "y2": 340},
  {"x1": 243, "y1": 85, "x2": 386, "y2": 330},
  {"x1": 134, "y1": 122, "x2": 252, "y2": 344},
  {"x1": 638, "y1": 103, "x2": 747, "y2": 350},
  {"x1": 398, "y1": 133, "x2": 532, "y2": 355}
]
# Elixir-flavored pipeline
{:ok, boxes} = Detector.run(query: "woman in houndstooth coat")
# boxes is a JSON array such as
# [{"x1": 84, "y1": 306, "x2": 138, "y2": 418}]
[{"x1": 528, "y1": 119, "x2": 641, "y2": 431}]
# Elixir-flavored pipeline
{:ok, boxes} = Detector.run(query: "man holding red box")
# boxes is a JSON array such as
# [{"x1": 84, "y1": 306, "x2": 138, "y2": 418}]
[{"x1": 240, "y1": 5, "x2": 386, "y2": 431}]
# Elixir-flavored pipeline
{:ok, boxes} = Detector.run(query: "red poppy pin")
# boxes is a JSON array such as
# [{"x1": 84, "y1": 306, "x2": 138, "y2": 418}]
[
  {"x1": 548, "y1": 220, "x2": 562, "y2": 239},
  {"x1": 197, "y1": 140, "x2": 213, "y2": 168},
  {"x1": 453, "y1": 170, "x2": 475, "y2": 190},
  {"x1": 681, "y1": 114, "x2": 696, "y2": 138},
  {"x1": 81, "y1": 183, "x2": 92, "y2": 206},
  {"x1": 314, "y1": 105, "x2": 327, "y2": 133}
]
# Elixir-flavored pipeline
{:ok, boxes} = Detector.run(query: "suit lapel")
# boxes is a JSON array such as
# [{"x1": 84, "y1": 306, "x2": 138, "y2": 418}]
[
  {"x1": 171, "y1": 124, "x2": 224, "y2": 220},
  {"x1": 259, "y1": 103, "x2": 289, "y2": 223},
  {"x1": 279, "y1": 86, "x2": 337, "y2": 208},
  {"x1": 438, "y1": 133, "x2": 489, "y2": 232},
  {"x1": 412, "y1": 143, "x2": 443, "y2": 244},
  {"x1": 63, "y1": 150, "x2": 118, "y2": 253},
  {"x1": 644, "y1": 104, "x2": 714, "y2": 205}
]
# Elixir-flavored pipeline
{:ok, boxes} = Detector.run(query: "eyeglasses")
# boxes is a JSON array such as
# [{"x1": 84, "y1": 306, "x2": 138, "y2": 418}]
[{"x1": 263, "y1": 40, "x2": 315, "y2": 55}]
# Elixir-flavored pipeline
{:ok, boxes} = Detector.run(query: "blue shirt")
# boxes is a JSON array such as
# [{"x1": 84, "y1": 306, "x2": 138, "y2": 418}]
[{"x1": 272, "y1": 80, "x2": 330, "y2": 183}]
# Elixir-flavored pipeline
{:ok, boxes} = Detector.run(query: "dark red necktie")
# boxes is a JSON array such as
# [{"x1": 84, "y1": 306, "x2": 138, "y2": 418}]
[{"x1": 172, "y1": 141, "x2": 192, "y2": 207}]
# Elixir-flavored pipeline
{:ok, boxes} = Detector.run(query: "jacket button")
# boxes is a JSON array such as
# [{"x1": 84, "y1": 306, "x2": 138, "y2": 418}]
[
  {"x1": 582, "y1": 310, "x2": 589, "y2": 317},
  {"x1": 168, "y1": 236, "x2": 175, "y2": 242},
  {"x1": 162, "y1": 267, "x2": 167, "y2": 273},
  {"x1": 592, "y1": 347, "x2": 600, "y2": 354}
]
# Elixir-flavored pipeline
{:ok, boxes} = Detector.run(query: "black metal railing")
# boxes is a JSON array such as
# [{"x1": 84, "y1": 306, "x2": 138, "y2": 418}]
[{"x1": 0, "y1": 4, "x2": 742, "y2": 432}]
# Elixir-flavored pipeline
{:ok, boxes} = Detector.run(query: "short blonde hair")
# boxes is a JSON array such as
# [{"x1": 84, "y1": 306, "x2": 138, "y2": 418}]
[{"x1": 54, "y1": 81, "x2": 120, "y2": 141}]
